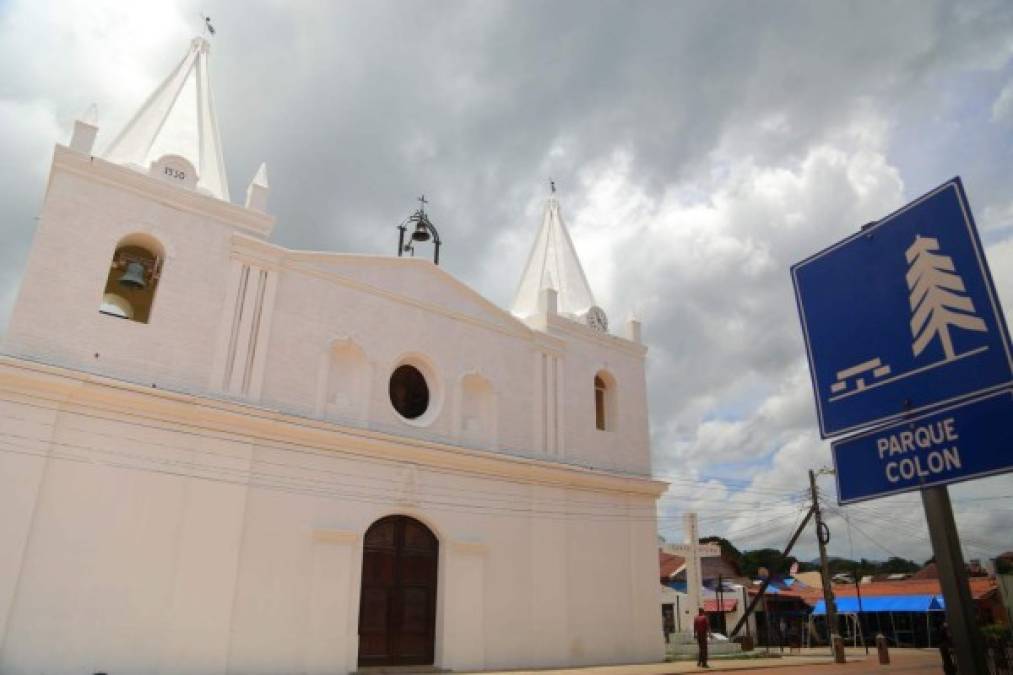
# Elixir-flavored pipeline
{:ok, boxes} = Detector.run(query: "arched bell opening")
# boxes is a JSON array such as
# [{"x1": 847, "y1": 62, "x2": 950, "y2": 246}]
[
  {"x1": 358, "y1": 515, "x2": 439, "y2": 667},
  {"x1": 99, "y1": 234, "x2": 165, "y2": 324},
  {"x1": 594, "y1": 369, "x2": 617, "y2": 431}
]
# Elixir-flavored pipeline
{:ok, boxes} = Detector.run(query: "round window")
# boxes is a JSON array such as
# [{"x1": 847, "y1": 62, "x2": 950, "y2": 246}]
[{"x1": 389, "y1": 364, "x2": 430, "y2": 420}]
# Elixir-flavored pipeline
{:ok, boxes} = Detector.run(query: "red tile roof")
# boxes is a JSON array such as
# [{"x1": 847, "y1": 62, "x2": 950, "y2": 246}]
[
  {"x1": 830, "y1": 577, "x2": 995, "y2": 599},
  {"x1": 703, "y1": 598, "x2": 737, "y2": 612},
  {"x1": 911, "y1": 563, "x2": 938, "y2": 580},
  {"x1": 660, "y1": 551, "x2": 685, "y2": 578}
]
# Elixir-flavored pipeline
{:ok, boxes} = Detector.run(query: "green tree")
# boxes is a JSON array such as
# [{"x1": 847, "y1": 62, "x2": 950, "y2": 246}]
[{"x1": 700, "y1": 536, "x2": 744, "y2": 574}]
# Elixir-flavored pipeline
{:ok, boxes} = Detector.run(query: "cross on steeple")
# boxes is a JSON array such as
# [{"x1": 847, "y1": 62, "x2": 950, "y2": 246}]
[
  {"x1": 550, "y1": 179, "x2": 556, "y2": 194},
  {"x1": 417, "y1": 194, "x2": 429, "y2": 212}
]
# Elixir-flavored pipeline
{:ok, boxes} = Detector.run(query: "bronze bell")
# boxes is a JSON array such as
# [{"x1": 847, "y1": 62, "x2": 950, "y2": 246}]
[
  {"x1": 411, "y1": 220, "x2": 431, "y2": 242},
  {"x1": 117, "y1": 261, "x2": 147, "y2": 289}
]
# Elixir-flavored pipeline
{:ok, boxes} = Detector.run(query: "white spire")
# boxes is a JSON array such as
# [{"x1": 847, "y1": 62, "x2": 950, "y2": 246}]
[
  {"x1": 251, "y1": 161, "x2": 269, "y2": 188},
  {"x1": 511, "y1": 194, "x2": 597, "y2": 319},
  {"x1": 245, "y1": 162, "x2": 269, "y2": 212},
  {"x1": 102, "y1": 37, "x2": 230, "y2": 201}
]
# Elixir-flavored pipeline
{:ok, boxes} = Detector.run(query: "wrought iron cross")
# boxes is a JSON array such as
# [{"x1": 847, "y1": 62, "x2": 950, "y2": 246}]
[{"x1": 417, "y1": 194, "x2": 428, "y2": 211}]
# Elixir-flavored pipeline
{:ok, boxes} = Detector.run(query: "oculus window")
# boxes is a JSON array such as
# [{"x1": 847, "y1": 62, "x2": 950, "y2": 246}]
[{"x1": 390, "y1": 365, "x2": 430, "y2": 420}]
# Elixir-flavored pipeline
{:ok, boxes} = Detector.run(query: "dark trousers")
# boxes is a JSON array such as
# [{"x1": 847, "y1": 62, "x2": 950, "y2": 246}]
[
  {"x1": 939, "y1": 645, "x2": 956, "y2": 675},
  {"x1": 696, "y1": 637, "x2": 708, "y2": 666}
]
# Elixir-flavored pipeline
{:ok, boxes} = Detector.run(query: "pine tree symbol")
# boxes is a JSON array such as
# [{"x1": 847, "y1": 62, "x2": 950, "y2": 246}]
[{"x1": 906, "y1": 235, "x2": 987, "y2": 360}]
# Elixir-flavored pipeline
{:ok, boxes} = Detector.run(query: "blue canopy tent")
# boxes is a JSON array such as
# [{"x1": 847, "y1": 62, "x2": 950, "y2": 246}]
[
  {"x1": 812, "y1": 595, "x2": 945, "y2": 614},
  {"x1": 811, "y1": 595, "x2": 946, "y2": 648}
]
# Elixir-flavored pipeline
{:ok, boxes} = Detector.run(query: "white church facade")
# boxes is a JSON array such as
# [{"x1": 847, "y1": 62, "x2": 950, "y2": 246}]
[{"x1": 0, "y1": 38, "x2": 666, "y2": 675}]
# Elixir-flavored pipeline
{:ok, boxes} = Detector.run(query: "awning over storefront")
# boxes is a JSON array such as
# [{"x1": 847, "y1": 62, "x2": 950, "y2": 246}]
[{"x1": 813, "y1": 595, "x2": 944, "y2": 614}]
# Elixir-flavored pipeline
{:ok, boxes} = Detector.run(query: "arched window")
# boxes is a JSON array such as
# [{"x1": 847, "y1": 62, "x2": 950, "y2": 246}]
[
  {"x1": 325, "y1": 339, "x2": 369, "y2": 422},
  {"x1": 594, "y1": 370, "x2": 616, "y2": 431},
  {"x1": 595, "y1": 374, "x2": 607, "y2": 430},
  {"x1": 459, "y1": 372, "x2": 496, "y2": 449},
  {"x1": 99, "y1": 234, "x2": 164, "y2": 324}
]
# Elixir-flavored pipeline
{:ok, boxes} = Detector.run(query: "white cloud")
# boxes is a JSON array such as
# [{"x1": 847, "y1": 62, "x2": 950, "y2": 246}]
[{"x1": 992, "y1": 80, "x2": 1013, "y2": 124}]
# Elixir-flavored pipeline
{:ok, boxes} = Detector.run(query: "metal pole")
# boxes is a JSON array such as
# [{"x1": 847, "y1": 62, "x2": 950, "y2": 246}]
[
  {"x1": 810, "y1": 469, "x2": 845, "y2": 663},
  {"x1": 921, "y1": 485, "x2": 988, "y2": 675},
  {"x1": 675, "y1": 594, "x2": 681, "y2": 633},
  {"x1": 764, "y1": 595, "x2": 771, "y2": 652},
  {"x1": 718, "y1": 574, "x2": 725, "y2": 635},
  {"x1": 742, "y1": 585, "x2": 751, "y2": 641},
  {"x1": 854, "y1": 572, "x2": 867, "y2": 654}
]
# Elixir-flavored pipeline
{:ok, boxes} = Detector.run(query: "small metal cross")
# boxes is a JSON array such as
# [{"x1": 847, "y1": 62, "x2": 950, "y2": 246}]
[
  {"x1": 198, "y1": 12, "x2": 216, "y2": 36},
  {"x1": 417, "y1": 194, "x2": 428, "y2": 210},
  {"x1": 550, "y1": 179, "x2": 556, "y2": 194}
]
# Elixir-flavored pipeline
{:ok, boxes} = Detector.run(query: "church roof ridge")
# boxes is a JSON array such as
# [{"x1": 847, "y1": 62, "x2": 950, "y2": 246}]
[
  {"x1": 511, "y1": 193, "x2": 597, "y2": 319},
  {"x1": 102, "y1": 36, "x2": 230, "y2": 201},
  {"x1": 281, "y1": 247, "x2": 537, "y2": 337}
]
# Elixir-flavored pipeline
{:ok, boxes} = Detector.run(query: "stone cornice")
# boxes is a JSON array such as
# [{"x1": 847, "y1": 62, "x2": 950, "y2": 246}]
[
  {"x1": 231, "y1": 232, "x2": 286, "y2": 271},
  {"x1": 546, "y1": 314, "x2": 648, "y2": 358},
  {"x1": 50, "y1": 145, "x2": 275, "y2": 238},
  {"x1": 0, "y1": 356, "x2": 668, "y2": 499}
]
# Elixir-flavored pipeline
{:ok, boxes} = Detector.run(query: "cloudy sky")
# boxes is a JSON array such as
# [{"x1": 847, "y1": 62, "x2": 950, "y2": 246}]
[{"x1": 2, "y1": 0, "x2": 1012, "y2": 564}]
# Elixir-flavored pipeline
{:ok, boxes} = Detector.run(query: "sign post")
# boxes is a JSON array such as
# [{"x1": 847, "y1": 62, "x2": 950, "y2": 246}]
[
  {"x1": 922, "y1": 486, "x2": 986, "y2": 674},
  {"x1": 792, "y1": 177, "x2": 1012, "y2": 675}
]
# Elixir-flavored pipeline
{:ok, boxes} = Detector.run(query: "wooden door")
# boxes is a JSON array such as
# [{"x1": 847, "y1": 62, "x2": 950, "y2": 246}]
[{"x1": 358, "y1": 516, "x2": 438, "y2": 666}]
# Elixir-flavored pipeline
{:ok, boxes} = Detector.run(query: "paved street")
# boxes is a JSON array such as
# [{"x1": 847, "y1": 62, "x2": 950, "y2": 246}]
[{"x1": 466, "y1": 649, "x2": 944, "y2": 675}]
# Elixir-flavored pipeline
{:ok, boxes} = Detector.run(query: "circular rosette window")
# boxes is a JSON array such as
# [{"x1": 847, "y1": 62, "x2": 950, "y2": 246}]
[{"x1": 389, "y1": 364, "x2": 430, "y2": 420}]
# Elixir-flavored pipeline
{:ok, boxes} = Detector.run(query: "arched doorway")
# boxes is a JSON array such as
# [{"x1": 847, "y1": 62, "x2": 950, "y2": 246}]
[{"x1": 358, "y1": 515, "x2": 438, "y2": 667}]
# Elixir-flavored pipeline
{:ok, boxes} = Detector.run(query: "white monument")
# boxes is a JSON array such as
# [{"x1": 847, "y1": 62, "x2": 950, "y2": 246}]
[{"x1": 662, "y1": 513, "x2": 721, "y2": 627}]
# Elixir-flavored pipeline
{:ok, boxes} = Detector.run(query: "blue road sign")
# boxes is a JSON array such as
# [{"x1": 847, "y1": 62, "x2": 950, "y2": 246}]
[
  {"x1": 792, "y1": 178, "x2": 1013, "y2": 438},
  {"x1": 832, "y1": 389, "x2": 1013, "y2": 504}
]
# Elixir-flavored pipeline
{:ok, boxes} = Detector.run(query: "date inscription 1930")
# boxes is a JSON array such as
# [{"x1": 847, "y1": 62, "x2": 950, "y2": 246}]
[{"x1": 163, "y1": 166, "x2": 186, "y2": 181}]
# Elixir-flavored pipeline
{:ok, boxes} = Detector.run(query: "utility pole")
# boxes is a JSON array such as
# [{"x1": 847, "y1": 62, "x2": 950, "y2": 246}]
[
  {"x1": 810, "y1": 469, "x2": 845, "y2": 663},
  {"x1": 729, "y1": 505, "x2": 814, "y2": 639},
  {"x1": 717, "y1": 574, "x2": 725, "y2": 635}
]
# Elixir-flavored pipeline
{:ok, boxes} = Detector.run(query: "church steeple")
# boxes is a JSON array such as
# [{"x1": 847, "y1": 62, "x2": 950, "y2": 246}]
[
  {"x1": 102, "y1": 37, "x2": 230, "y2": 201},
  {"x1": 511, "y1": 189, "x2": 598, "y2": 319}
]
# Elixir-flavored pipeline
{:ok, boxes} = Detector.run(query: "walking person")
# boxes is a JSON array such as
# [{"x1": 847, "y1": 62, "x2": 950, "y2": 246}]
[
  {"x1": 938, "y1": 622, "x2": 956, "y2": 675},
  {"x1": 693, "y1": 608, "x2": 711, "y2": 668}
]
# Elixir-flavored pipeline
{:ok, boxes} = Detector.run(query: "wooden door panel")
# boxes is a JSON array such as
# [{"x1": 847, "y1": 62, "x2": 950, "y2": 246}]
[
  {"x1": 400, "y1": 586, "x2": 431, "y2": 632},
  {"x1": 358, "y1": 516, "x2": 438, "y2": 667},
  {"x1": 399, "y1": 553, "x2": 436, "y2": 585},
  {"x1": 359, "y1": 588, "x2": 389, "y2": 632},
  {"x1": 362, "y1": 550, "x2": 396, "y2": 585}
]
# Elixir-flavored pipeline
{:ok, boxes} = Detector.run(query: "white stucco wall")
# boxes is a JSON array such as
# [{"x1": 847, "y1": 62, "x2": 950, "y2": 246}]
[
  {"x1": 5, "y1": 146, "x2": 651, "y2": 477},
  {"x1": 0, "y1": 362, "x2": 665, "y2": 675},
  {"x1": 0, "y1": 142, "x2": 664, "y2": 674}
]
